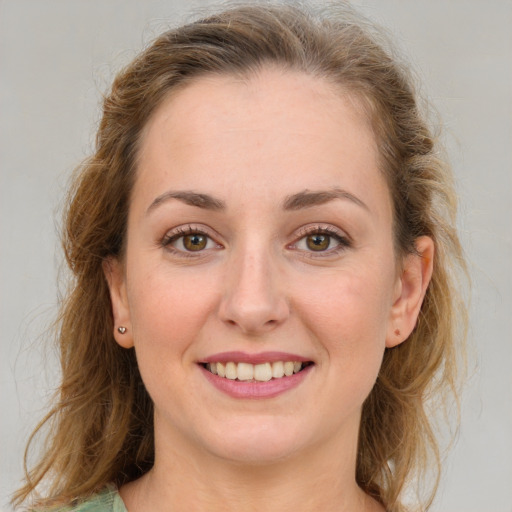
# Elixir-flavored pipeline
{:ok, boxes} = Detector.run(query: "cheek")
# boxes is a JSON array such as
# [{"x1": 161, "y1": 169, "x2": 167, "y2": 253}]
[
  {"x1": 126, "y1": 263, "x2": 220, "y2": 362},
  {"x1": 124, "y1": 264, "x2": 223, "y2": 419},
  {"x1": 302, "y1": 263, "x2": 393, "y2": 328},
  {"x1": 294, "y1": 262, "x2": 395, "y2": 371}
]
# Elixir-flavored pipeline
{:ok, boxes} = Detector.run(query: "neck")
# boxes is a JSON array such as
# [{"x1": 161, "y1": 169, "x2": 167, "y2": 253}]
[{"x1": 120, "y1": 419, "x2": 383, "y2": 512}]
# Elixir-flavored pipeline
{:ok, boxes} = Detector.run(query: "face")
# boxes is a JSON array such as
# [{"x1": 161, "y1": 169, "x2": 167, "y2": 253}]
[{"x1": 106, "y1": 68, "x2": 431, "y2": 466}]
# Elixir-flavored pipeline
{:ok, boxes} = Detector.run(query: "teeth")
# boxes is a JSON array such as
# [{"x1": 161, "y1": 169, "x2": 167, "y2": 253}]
[
  {"x1": 284, "y1": 361, "x2": 294, "y2": 376},
  {"x1": 272, "y1": 361, "x2": 284, "y2": 378},
  {"x1": 254, "y1": 363, "x2": 272, "y2": 382},
  {"x1": 237, "y1": 362, "x2": 254, "y2": 381},
  {"x1": 206, "y1": 361, "x2": 307, "y2": 381},
  {"x1": 225, "y1": 362, "x2": 237, "y2": 380}
]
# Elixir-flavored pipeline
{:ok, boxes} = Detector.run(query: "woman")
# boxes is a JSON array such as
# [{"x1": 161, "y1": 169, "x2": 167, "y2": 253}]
[{"x1": 13, "y1": 3, "x2": 467, "y2": 511}]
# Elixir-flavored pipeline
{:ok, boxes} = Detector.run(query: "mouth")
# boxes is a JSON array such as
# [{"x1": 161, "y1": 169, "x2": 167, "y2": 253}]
[{"x1": 201, "y1": 361, "x2": 314, "y2": 382}]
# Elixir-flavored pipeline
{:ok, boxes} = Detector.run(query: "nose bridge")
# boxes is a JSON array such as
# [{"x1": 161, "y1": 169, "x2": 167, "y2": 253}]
[{"x1": 219, "y1": 238, "x2": 288, "y2": 334}]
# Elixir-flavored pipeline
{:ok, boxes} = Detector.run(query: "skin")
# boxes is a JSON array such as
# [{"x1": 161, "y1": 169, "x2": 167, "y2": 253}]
[{"x1": 105, "y1": 67, "x2": 434, "y2": 512}]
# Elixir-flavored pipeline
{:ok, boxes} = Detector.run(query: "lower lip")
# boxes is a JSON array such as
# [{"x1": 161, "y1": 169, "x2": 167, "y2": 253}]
[{"x1": 200, "y1": 364, "x2": 313, "y2": 399}]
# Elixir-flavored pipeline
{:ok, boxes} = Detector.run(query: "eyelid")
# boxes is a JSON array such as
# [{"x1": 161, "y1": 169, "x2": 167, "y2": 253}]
[
  {"x1": 294, "y1": 223, "x2": 350, "y2": 239},
  {"x1": 289, "y1": 224, "x2": 352, "y2": 256},
  {"x1": 161, "y1": 224, "x2": 223, "y2": 255},
  {"x1": 160, "y1": 223, "x2": 351, "y2": 258}
]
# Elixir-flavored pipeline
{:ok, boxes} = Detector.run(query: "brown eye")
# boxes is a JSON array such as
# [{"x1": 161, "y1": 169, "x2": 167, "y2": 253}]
[
  {"x1": 306, "y1": 234, "x2": 330, "y2": 251},
  {"x1": 183, "y1": 233, "x2": 208, "y2": 251},
  {"x1": 164, "y1": 228, "x2": 219, "y2": 254}
]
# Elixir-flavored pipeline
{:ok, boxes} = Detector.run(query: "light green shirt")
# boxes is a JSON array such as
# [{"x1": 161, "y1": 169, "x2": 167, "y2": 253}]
[{"x1": 55, "y1": 486, "x2": 127, "y2": 512}]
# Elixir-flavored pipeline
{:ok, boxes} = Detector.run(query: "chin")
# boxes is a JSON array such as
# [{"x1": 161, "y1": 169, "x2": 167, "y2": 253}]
[{"x1": 199, "y1": 416, "x2": 310, "y2": 465}]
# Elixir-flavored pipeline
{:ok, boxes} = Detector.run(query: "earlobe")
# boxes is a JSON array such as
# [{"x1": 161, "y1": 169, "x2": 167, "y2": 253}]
[
  {"x1": 386, "y1": 236, "x2": 434, "y2": 348},
  {"x1": 103, "y1": 257, "x2": 134, "y2": 349}
]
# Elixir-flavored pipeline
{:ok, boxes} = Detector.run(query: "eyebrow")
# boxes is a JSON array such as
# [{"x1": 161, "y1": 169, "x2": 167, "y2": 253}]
[
  {"x1": 146, "y1": 190, "x2": 226, "y2": 215},
  {"x1": 146, "y1": 187, "x2": 368, "y2": 215},
  {"x1": 283, "y1": 188, "x2": 369, "y2": 212}
]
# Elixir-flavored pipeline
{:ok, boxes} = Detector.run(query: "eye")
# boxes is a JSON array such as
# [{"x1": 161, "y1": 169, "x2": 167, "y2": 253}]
[
  {"x1": 292, "y1": 226, "x2": 351, "y2": 255},
  {"x1": 180, "y1": 233, "x2": 209, "y2": 251},
  {"x1": 162, "y1": 226, "x2": 219, "y2": 254},
  {"x1": 304, "y1": 233, "x2": 331, "y2": 251}
]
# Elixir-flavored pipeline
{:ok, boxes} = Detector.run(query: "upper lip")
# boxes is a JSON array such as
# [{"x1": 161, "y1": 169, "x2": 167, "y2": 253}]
[{"x1": 200, "y1": 351, "x2": 312, "y2": 365}]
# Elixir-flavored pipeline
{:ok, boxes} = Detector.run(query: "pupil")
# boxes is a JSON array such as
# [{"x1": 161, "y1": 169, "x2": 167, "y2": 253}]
[
  {"x1": 307, "y1": 234, "x2": 329, "y2": 251},
  {"x1": 184, "y1": 234, "x2": 207, "y2": 251}
]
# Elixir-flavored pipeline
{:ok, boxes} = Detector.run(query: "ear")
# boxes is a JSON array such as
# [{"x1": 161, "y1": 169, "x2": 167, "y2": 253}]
[
  {"x1": 103, "y1": 257, "x2": 134, "y2": 349},
  {"x1": 386, "y1": 236, "x2": 434, "y2": 348}
]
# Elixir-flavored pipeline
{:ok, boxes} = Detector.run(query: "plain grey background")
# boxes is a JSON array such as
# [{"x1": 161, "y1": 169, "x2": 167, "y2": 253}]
[{"x1": 1, "y1": 1, "x2": 511, "y2": 510}]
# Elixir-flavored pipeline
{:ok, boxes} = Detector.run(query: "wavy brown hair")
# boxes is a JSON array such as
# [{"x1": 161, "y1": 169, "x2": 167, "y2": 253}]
[{"x1": 14, "y1": 3, "x2": 468, "y2": 511}]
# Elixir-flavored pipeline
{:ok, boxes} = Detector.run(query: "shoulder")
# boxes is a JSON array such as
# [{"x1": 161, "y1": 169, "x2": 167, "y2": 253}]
[{"x1": 50, "y1": 486, "x2": 126, "y2": 512}]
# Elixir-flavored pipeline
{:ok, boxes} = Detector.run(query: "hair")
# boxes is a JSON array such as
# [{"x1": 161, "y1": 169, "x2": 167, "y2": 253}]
[{"x1": 14, "y1": 2, "x2": 468, "y2": 511}]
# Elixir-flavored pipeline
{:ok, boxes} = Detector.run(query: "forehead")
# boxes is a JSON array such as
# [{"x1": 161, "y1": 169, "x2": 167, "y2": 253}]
[
  {"x1": 135, "y1": 67, "x2": 390, "y2": 219},
  {"x1": 140, "y1": 67, "x2": 374, "y2": 156}
]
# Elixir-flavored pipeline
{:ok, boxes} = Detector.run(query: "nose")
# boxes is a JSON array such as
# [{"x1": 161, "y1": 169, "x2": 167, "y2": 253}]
[{"x1": 218, "y1": 247, "x2": 290, "y2": 335}]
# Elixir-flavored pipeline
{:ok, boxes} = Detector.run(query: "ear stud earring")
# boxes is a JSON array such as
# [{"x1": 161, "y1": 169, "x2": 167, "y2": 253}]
[
  {"x1": 394, "y1": 328, "x2": 400, "y2": 336},
  {"x1": 117, "y1": 326, "x2": 127, "y2": 334}
]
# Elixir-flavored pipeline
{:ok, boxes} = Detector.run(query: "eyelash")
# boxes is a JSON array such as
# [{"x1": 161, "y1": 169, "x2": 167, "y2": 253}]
[
  {"x1": 290, "y1": 225, "x2": 352, "y2": 258},
  {"x1": 161, "y1": 224, "x2": 351, "y2": 258},
  {"x1": 161, "y1": 225, "x2": 221, "y2": 258}
]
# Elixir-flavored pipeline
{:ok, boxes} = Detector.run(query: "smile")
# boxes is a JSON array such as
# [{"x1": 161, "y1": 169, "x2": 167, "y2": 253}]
[{"x1": 204, "y1": 361, "x2": 311, "y2": 382}]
